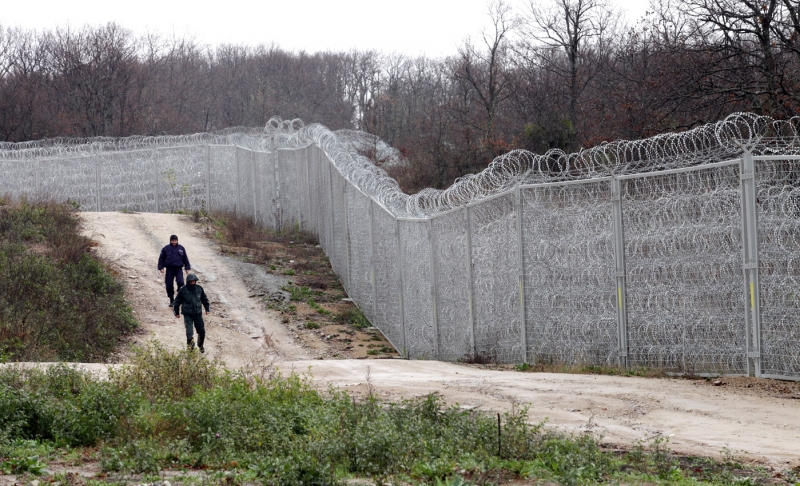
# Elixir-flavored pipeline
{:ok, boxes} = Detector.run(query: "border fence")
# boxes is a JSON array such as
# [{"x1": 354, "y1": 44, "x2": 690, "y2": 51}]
[{"x1": 1, "y1": 114, "x2": 799, "y2": 379}]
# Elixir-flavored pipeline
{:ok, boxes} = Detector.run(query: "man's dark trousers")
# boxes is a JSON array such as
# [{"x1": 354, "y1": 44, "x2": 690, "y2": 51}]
[
  {"x1": 165, "y1": 266, "x2": 185, "y2": 301},
  {"x1": 183, "y1": 312, "x2": 205, "y2": 348}
]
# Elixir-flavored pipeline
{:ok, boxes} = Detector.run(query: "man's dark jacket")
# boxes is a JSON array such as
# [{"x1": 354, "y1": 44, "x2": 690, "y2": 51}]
[
  {"x1": 158, "y1": 244, "x2": 191, "y2": 270},
  {"x1": 173, "y1": 284, "x2": 209, "y2": 315}
]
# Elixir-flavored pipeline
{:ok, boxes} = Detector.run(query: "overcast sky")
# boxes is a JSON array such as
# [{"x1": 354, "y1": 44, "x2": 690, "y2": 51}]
[{"x1": 3, "y1": 0, "x2": 650, "y2": 58}]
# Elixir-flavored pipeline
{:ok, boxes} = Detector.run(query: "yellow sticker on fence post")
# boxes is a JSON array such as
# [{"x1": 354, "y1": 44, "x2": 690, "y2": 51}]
[
  {"x1": 750, "y1": 281, "x2": 755, "y2": 310},
  {"x1": 618, "y1": 287, "x2": 623, "y2": 309}
]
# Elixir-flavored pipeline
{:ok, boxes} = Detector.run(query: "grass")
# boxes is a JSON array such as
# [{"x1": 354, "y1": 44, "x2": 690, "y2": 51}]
[
  {"x1": 513, "y1": 362, "x2": 668, "y2": 378},
  {"x1": 335, "y1": 306, "x2": 371, "y2": 330},
  {"x1": 0, "y1": 343, "x2": 792, "y2": 485},
  {"x1": 0, "y1": 199, "x2": 137, "y2": 361}
]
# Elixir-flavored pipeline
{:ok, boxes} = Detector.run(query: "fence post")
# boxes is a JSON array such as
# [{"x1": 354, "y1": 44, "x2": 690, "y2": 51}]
[
  {"x1": 429, "y1": 218, "x2": 440, "y2": 359},
  {"x1": 515, "y1": 185, "x2": 528, "y2": 363},
  {"x1": 611, "y1": 177, "x2": 629, "y2": 368},
  {"x1": 465, "y1": 204, "x2": 477, "y2": 357},
  {"x1": 395, "y1": 219, "x2": 408, "y2": 358},
  {"x1": 740, "y1": 150, "x2": 762, "y2": 376}
]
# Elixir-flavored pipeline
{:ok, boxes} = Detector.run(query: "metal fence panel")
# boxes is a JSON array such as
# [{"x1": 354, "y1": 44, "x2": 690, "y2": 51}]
[
  {"x1": 278, "y1": 148, "x2": 303, "y2": 230},
  {"x1": 522, "y1": 181, "x2": 618, "y2": 365},
  {"x1": 398, "y1": 219, "x2": 436, "y2": 359},
  {"x1": 235, "y1": 147, "x2": 256, "y2": 220},
  {"x1": 39, "y1": 156, "x2": 98, "y2": 210},
  {"x1": 316, "y1": 149, "x2": 333, "y2": 253},
  {"x1": 209, "y1": 145, "x2": 237, "y2": 213},
  {"x1": 150, "y1": 146, "x2": 207, "y2": 213},
  {"x1": 254, "y1": 151, "x2": 277, "y2": 229},
  {"x1": 431, "y1": 209, "x2": 473, "y2": 361},
  {"x1": 755, "y1": 157, "x2": 800, "y2": 379},
  {"x1": 372, "y1": 203, "x2": 405, "y2": 355},
  {"x1": 469, "y1": 194, "x2": 524, "y2": 363},
  {"x1": 329, "y1": 168, "x2": 350, "y2": 291},
  {"x1": 0, "y1": 159, "x2": 37, "y2": 200},
  {"x1": 346, "y1": 188, "x2": 374, "y2": 320},
  {"x1": 622, "y1": 164, "x2": 746, "y2": 374}
]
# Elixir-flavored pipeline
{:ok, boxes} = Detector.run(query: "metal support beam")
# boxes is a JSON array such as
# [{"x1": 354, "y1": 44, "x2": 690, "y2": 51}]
[
  {"x1": 369, "y1": 200, "x2": 378, "y2": 322},
  {"x1": 515, "y1": 185, "x2": 528, "y2": 363},
  {"x1": 429, "y1": 218, "x2": 440, "y2": 359},
  {"x1": 465, "y1": 204, "x2": 477, "y2": 357},
  {"x1": 611, "y1": 178, "x2": 629, "y2": 368},
  {"x1": 395, "y1": 219, "x2": 408, "y2": 358},
  {"x1": 740, "y1": 151, "x2": 762, "y2": 376}
]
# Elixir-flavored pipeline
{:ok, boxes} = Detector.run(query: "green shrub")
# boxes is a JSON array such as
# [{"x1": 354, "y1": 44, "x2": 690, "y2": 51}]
[
  {"x1": 0, "y1": 201, "x2": 137, "y2": 361},
  {"x1": 110, "y1": 341, "x2": 222, "y2": 401},
  {"x1": 0, "y1": 365, "x2": 135, "y2": 446},
  {"x1": 335, "y1": 307, "x2": 371, "y2": 330}
]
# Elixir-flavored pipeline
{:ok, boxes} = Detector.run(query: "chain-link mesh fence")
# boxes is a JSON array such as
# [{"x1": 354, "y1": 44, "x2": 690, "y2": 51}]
[{"x1": 2, "y1": 114, "x2": 799, "y2": 379}]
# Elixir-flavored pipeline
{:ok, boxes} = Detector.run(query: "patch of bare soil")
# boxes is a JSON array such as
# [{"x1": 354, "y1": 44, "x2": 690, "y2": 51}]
[
  {"x1": 198, "y1": 212, "x2": 399, "y2": 360},
  {"x1": 691, "y1": 376, "x2": 800, "y2": 400}
]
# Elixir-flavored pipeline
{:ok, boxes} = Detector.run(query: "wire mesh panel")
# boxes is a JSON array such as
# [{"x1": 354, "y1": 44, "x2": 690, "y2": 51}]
[
  {"x1": 316, "y1": 150, "x2": 334, "y2": 254},
  {"x1": 622, "y1": 164, "x2": 745, "y2": 374},
  {"x1": 522, "y1": 181, "x2": 618, "y2": 365},
  {"x1": 277, "y1": 148, "x2": 304, "y2": 230},
  {"x1": 329, "y1": 168, "x2": 350, "y2": 292},
  {"x1": 431, "y1": 209, "x2": 473, "y2": 361},
  {"x1": 470, "y1": 194, "x2": 524, "y2": 363},
  {"x1": 346, "y1": 188, "x2": 375, "y2": 320},
  {"x1": 235, "y1": 147, "x2": 256, "y2": 220},
  {"x1": 398, "y1": 219, "x2": 436, "y2": 359},
  {"x1": 39, "y1": 156, "x2": 99, "y2": 210},
  {"x1": 0, "y1": 159, "x2": 36, "y2": 200},
  {"x1": 149, "y1": 146, "x2": 207, "y2": 213},
  {"x1": 98, "y1": 150, "x2": 154, "y2": 212},
  {"x1": 254, "y1": 151, "x2": 277, "y2": 229},
  {"x1": 209, "y1": 145, "x2": 237, "y2": 213},
  {"x1": 372, "y1": 202, "x2": 405, "y2": 354},
  {"x1": 755, "y1": 157, "x2": 800, "y2": 379}
]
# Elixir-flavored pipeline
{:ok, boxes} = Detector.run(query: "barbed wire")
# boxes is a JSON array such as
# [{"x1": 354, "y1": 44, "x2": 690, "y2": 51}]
[{"x1": 2, "y1": 113, "x2": 799, "y2": 218}]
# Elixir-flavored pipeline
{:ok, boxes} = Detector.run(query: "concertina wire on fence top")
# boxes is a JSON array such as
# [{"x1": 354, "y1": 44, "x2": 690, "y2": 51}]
[{"x1": 1, "y1": 112, "x2": 799, "y2": 379}]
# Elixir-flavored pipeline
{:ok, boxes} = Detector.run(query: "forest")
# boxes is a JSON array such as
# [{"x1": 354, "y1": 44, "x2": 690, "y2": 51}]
[{"x1": 1, "y1": 0, "x2": 798, "y2": 191}]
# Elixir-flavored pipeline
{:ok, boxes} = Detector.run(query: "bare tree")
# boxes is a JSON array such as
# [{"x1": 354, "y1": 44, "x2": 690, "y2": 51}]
[
  {"x1": 519, "y1": 0, "x2": 616, "y2": 141},
  {"x1": 679, "y1": 0, "x2": 798, "y2": 115},
  {"x1": 453, "y1": 0, "x2": 517, "y2": 156}
]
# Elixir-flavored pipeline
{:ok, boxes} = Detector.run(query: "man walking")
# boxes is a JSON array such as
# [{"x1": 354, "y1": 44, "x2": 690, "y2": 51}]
[
  {"x1": 158, "y1": 234, "x2": 191, "y2": 307},
  {"x1": 173, "y1": 273, "x2": 210, "y2": 352}
]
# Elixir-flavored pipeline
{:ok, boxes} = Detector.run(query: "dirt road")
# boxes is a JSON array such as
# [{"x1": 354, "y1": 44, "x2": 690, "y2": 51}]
[{"x1": 78, "y1": 212, "x2": 799, "y2": 468}]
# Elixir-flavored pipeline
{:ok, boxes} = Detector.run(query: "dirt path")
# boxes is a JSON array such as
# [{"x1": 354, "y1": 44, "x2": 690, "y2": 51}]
[
  {"x1": 81, "y1": 211, "x2": 309, "y2": 367},
  {"x1": 77, "y1": 212, "x2": 799, "y2": 469}
]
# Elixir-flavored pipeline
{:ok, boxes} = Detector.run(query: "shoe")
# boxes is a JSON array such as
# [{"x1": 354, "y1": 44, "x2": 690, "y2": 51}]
[
  {"x1": 199, "y1": 345, "x2": 205, "y2": 354},
  {"x1": 187, "y1": 339, "x2": 195, "y2": 350},
  {"x1": 169, "y1": 299, "x2": 174, "y2": 307}
]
